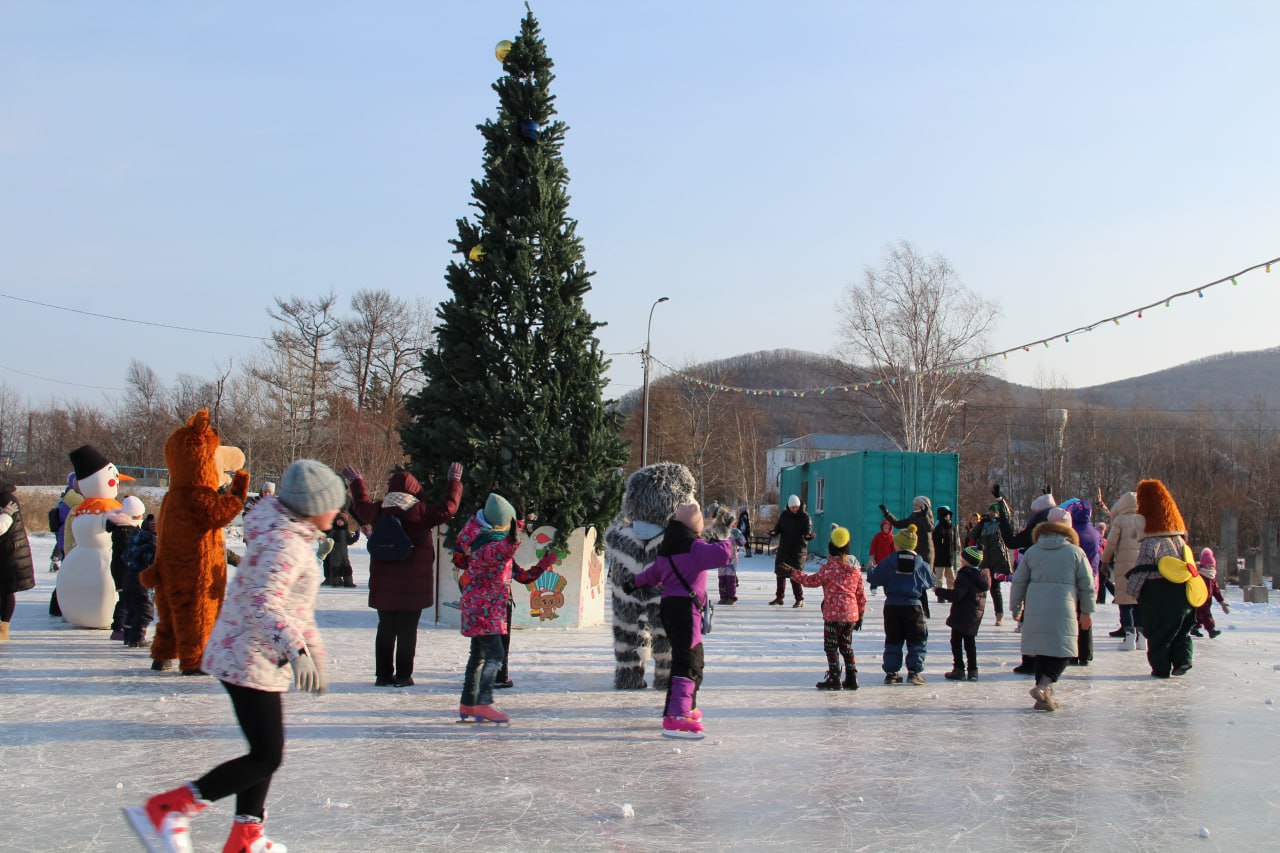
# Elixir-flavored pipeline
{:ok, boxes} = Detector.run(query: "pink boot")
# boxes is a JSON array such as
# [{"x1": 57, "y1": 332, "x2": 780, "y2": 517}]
[{"x1": 661, "y1": 676, "x2": 705, "y2": 740}]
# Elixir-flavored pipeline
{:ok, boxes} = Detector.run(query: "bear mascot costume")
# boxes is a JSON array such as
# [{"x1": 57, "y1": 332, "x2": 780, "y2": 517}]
[
  {"x1": 142, "y1": 409, "x2": 249, "y2": 673},
  {"x1": 606, "y1": 462, "x2": 696, "y2": 689}
]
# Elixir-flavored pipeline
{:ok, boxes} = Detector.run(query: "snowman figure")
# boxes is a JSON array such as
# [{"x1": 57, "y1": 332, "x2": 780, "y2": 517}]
[{"x1": 55, "y1": 445, "x2": 135, "y2": 628}]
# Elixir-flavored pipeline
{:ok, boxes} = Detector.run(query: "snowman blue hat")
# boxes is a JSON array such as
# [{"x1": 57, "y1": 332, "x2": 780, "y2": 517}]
[{"x1": 68, "y1": 445, "x2": 133, "y2": 483}]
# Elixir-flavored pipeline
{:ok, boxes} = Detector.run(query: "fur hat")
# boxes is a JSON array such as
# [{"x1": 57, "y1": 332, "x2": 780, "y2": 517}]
[
  {"x1": 961, "y1": 544, "x2": 983, "y2": 566},
  {"x1": 277, "y1": 459, "x2": 346, "y2": 517},
  {"x1": 1030, "y1": 493, "x2": 1056, "y2": 513},
  {"x1": 674, "y1": 501, "x2": 704, "y2": 535},
  {"x1": 620, "y1": 462, "x2": 696, "y2": 526},
  {"x1": 894, "y1": 524, "x2": 918, "y2": 551},
  {"x1": 787, "y1": 494, "x2": 800, "y2": 508},
  {"x1": 830, "y1": 526, "x2": 851, "y2": 550},
  {"x1": 1136, "y1": 479, "x2": 1186, "y2": 537},
  {"x1": 484, "y1": 493, "x2": 516, "y2": 530}
]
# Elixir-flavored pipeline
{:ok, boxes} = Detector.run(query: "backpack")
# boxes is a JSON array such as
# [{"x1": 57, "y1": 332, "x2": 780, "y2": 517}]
[{"x1": 366, "y1": 513, "x2": 415, "y2": 562}]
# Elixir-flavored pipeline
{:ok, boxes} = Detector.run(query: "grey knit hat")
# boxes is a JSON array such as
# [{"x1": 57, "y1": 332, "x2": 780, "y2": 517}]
[{"x1": 276, "y1": 460, "x2": 346, "y2": 517}]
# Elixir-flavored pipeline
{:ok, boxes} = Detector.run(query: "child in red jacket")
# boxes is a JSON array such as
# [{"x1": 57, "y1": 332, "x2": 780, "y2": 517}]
[
  {"x1": 793, "y1": 527, "x2": 867, "y2": 690},
  {"x1": 1191, "y1": 547, "x2": 1229, "y2": 638},
  {"x1": 867, "y1": 519, "x2": 896, "y2": 595}
]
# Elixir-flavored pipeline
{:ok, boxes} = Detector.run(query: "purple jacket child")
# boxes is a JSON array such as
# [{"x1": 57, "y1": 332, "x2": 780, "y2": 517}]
[{"x1": 633, "y1": 536, "x2": 732, "y2": 649}]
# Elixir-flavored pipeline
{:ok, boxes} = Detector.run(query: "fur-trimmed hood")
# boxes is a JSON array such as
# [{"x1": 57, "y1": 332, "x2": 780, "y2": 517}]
[{"x1": 1032, "y1": 520, "x2": 1079, "y2": 546}]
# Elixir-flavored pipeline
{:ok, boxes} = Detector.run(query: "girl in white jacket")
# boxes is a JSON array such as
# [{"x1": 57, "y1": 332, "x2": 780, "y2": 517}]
[{"x1": 127, "y1": 459, "x2": 346, "y2": 853}]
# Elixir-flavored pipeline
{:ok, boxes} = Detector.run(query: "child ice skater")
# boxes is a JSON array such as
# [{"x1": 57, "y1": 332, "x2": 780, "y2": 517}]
[
  {"x1": 870, "y1": 525, "x2": 935, "y2": 684},
  {"x1": 1190, "y1": 547, "x2": 1229, "y2": 638},
  {"x1": 937, "y1": 545, "x2": 991, "y2": 681},
  {"x1": 624, "y1": 501, "x2": 733, "y2": 739},
  {"x1": 121, "y1": 513, "x2": 157, "y2": 648},
  {"x1": 791, "y1": 526, "x2": 867, "y2": 690},
  {"x1": 456, "y1": 493, "x2": 556, "y2": 723},
  {"x1": 127, "y1": 459, "x2": 346, "y2": 853}
]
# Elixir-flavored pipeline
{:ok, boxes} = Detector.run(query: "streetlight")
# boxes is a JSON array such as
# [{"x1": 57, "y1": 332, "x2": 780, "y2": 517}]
[{"x1": 641, "y1": 296, "x2": 669, "y2": 467}]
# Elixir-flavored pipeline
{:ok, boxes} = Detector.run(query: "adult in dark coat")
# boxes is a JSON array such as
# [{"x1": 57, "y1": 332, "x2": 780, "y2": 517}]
[
  {"x1": 322, "y1": 509, "x2": 360, "y2": 587},
  {"x1": 931, "y1": 506, "x2": 956, "y2": 599},
  {"x1": 0, "y1": 481, "x2": 35, "y2": 641},
  {"x1": 883, "y1": 497, "x2": 935, "y2": 566},
  {"x1": 769, "y1": 495, "x2": 814, "y2": 607},
  {"x1": 736, "y1": 508, "x2": 753, "y2": 556},
  {"x1": 347, "y1": 463, "x2": 463, "y2": 687}
]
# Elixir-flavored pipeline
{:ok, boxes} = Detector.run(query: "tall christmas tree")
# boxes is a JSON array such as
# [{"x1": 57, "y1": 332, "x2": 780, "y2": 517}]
[{"x1": 402, "y1": 9, "x2": 627, "y2": 542}]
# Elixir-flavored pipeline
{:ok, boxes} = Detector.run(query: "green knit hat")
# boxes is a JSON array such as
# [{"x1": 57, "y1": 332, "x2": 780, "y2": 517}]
[
  {"x1": 484, "y1": 493, "x2": 515, "y2": 530},
  {"x1": 894, "y1": 524, "x2": 918, "y2": 551}
]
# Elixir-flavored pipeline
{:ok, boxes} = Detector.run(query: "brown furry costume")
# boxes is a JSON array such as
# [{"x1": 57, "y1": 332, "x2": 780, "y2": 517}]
[{"x1": 142, "y1": 410, "x2": 249, "y2": 672}]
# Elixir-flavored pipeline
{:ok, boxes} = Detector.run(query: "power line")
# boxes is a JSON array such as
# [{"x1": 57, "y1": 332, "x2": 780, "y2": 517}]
[
  {"x1": 0, "y1": 292, "x2": 271, "y2": 341},
  {"x1": 0, "y1": 362, "x2": 126, "y2": 391}
]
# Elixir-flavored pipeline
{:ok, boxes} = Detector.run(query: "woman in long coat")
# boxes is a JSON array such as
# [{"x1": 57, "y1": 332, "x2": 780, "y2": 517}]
[
  {"x1": 347, "y1": 463, "x2": 462, "y2": 687},
  {"x1": 1100, "y1": 491, "x2": 1144, "y2": 647},
  {"x1": 0, "y1": 481, "x2": 35, "y2": 640},
  {"x1": 1010, "y1": 508, "x2": 1095, "y2": 711}
]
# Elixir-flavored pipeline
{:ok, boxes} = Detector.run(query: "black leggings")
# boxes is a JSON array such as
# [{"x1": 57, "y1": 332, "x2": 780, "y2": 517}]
[
  {"x1": 659, "y1": 597, "x2": 705, "y2": 714},
  {"x1": 1, "y1": 592, "x2": 14, "y2": 622},
  {"x1": 196, "y1": 682, "x2": 284, "y2": 819},
  {"x1": 375, "y1": 609, "x2": 422, "y2": 680}
]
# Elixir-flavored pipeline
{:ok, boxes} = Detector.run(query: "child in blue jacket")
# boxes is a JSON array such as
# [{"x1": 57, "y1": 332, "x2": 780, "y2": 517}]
[{"x1": 869, "y1": 525, "x2": 936, "y2": 684}]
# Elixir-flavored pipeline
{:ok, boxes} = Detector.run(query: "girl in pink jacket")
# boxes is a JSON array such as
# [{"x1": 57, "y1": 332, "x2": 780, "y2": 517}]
[
  {"x1": 127, "y1": 459, "x2": 347, "y2": 853},
  {"x1": 456, "y1": 492, "x2": 555, "y2": 724},
  {"x1": 793, "y1": 526, "x2": 867, "y2": 690}
]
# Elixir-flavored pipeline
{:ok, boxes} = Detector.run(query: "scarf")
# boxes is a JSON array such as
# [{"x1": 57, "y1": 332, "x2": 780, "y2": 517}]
[{"x1": 381, "y1": 492, "x2": 419, "y2": 511}]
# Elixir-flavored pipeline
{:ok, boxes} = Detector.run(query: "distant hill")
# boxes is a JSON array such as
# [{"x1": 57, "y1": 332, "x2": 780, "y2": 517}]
[
  {"x1": 618, "y1": 347, "x2": 1280, "y2": 441},
  {"x1": 1075, "y1": 347, "x2": 1280, "y2": 410}
]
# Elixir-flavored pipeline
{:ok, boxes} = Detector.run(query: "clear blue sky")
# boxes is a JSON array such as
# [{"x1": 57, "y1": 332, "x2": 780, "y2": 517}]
[{"x1": 3, "y1": 1, "x2": 1278, "y2": 406}]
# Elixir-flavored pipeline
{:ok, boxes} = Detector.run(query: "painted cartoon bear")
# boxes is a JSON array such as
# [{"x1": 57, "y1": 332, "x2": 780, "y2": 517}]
[
  {"x1": 606, "y1": 462, "x2": 696, "y2": 690},
  {"x1": 142, "y1": 409, "x2": 248, "y2": 673}
]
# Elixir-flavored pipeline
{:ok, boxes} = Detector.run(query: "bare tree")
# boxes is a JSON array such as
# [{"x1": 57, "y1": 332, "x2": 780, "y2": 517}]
[
  {"x1": 835, "y1": 241, "x2": 998, "y2": 452},
  {"x1": 250, "y1": 293, "x2": 341, "y2": 450}
]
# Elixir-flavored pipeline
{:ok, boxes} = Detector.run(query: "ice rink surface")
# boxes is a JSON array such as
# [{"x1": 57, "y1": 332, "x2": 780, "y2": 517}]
[{"x1": 3, "y1": 535, "x2": 1280, "y2": 852}]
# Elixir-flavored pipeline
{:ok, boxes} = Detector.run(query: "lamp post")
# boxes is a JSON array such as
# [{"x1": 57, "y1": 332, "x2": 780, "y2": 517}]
[
  {"x1": 641, "y1": 296, "x2": 669, "y2": 467},
  {"x1": 1047, "y1": 408, "x2": 1069, "y2": 495}
]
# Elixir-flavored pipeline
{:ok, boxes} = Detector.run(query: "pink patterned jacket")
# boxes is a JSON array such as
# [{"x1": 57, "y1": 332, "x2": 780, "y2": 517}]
[
  {"x1": 459, "y1": 523, "x2": 554, "y2": 638},
  {"x1": 793, "y1": 555, "x2": 867, "y2": 623}
]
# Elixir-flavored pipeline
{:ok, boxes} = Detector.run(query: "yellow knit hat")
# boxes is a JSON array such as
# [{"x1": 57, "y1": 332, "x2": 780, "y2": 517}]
[
  {"x1": 830, "y1": 526, "x2": 850, "y2": 549},
  {"x1": 894, "y1": 524, "x2": 918, "y2": 551}
]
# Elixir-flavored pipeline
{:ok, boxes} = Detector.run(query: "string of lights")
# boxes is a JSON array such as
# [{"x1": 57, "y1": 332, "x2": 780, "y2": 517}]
[{"x1": 650, "y1": 255, "x2": 1279, "y2": 397}]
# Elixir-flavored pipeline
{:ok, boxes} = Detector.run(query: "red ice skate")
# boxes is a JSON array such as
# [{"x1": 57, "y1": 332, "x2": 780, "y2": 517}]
[{"x1": 123, "y1": 783, "x2": 208, "y2": 853}]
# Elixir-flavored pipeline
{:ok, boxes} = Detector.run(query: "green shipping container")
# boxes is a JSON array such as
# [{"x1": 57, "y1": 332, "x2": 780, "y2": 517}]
[{"x1": 778, "y1": 450, "x2": 959, "y2": 561}]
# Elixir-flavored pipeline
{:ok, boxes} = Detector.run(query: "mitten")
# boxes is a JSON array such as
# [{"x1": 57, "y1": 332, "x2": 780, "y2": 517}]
[
  {"x1": 853, "y1": 619, "x2": 863, "y2": 632},
  {"x1": 620, "y1": 577, "x2": 638, "y2": 595},
  {"x1": 291, "y1": 652, "x2": 325, "y2": 694},
  {"x1": 447, "y1": 462, "x2": 463, "y2": 482},
  {"x1": 340, "y1": 465, "x2": 363, "y2": 483},
  {"x1": 1222, "y1": 602, "x2": 1231, "y2": 613}
]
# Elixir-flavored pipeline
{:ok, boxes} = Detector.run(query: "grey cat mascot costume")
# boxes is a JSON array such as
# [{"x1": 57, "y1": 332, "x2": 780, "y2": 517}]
[{"x1": 606, "y1": 462, "x2": 697, "y2": 689}]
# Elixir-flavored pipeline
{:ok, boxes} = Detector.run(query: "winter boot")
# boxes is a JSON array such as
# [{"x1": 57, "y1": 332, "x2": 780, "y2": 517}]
[
  {"x1": 842, "y1": 668, "x2": 859, "y2": 690},
  {"x1": 467, "y1": 704, "x2": 510, "y2": 724},
  {"x1": 966, "y1": 668, "x2": 979, "y2": 681},
  {"x1": 1135, "y1": 631, "x2": 1148, "y2": 651},
  {"x1": 662, "y1": 676, "x2": 705, "y2": 739},
  {"x1": 1208, "y1": 628, "x2": 1221, "y2": 639},
  {"x1": 816, "y1": 667, "x2": 843, "y2": 690},
  {"x1": 994, "y1": 613, "x2": 1004, "y2": 626},
  {"x1": 768, "y1": 597, "x2": 784, "y2": 606},
  {"x1": 1109, "y1": 626, "x2": 1127, "y2": 638},
  {"x1": 124, "y1": 783, "x2": 209, "y2": 853},
  {"x1": 907, "y1": 671, "x2": 926, "y2": 685},
  {"x1": 0, "y1": 621, "x2": 9, "y2": 642},
  {"x1": 792, "y1": 600, "x2": 804, "y2": 608},
  {"x1": 944, "y1": 668, "x2": 966, "y2": 681},
  {"x1": 1120, "y1": 630, "x2": 1136, "y2": 651},
  {"x1": 1030, "y1": 676, "x2": 1056, "y2": 711},
  {"x1": 1189, "y1": 627, "x2": 1204, "y2": 638},
  {"x1": 884, "y1": 672, "x2": 903, "y2": 685},
  {"x1": 1171, "y1": 663, "x2": 1192, "y2": 676},
  {"x1": 222, "y1": 815, "x2": 287, "y2": 853}
]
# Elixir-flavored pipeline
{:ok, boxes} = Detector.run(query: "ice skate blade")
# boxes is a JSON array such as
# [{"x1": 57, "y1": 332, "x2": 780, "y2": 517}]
[
  {"x1": 661, "y1": 728, "x2": 705, "y2": 740},
  {"x1": 458, "y1": 715, "x2": 509, "y2": 726},
  {"x1": 122, "y1": 806, "x2": 165, "y2": 853}
]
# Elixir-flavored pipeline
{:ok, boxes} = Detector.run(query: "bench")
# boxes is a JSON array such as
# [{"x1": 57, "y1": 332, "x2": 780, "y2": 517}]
[{"x1": 748, "y1": 534, "x2": 776, "y2": 555}]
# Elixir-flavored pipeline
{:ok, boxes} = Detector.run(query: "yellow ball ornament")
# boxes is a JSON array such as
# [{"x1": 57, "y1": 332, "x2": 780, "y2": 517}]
[
  {"x1": 495, "y1": 40, "x2": 513, "y2": 62},
  {"x1": 468, "y1": 245, "x2": 486, "y2": 262}
]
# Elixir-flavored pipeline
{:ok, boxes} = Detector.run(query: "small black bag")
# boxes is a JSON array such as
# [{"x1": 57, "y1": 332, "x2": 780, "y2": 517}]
[
  {"x1": 667, "y1": 556, "x2": 713, "y2": 634},
  {"x1": 366, "y1": 513, "x2": 414, "y2": 562}
]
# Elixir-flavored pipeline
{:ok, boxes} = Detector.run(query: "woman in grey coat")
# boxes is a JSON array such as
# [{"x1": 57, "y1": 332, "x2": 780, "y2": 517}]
[{"x1": 1010, "y1": 508, "x2": 1096, "y2": 711}]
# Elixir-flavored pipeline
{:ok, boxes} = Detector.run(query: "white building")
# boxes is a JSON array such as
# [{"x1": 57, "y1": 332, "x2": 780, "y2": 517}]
[{"x1": 766, "y1": 433, "x2": 897, "y2": 492}]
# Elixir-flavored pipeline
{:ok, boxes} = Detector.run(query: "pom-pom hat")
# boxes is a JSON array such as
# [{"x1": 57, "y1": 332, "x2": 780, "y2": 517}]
[
  {"x1": 830, "y1": 526, "x2": 851, "y2": 549},
  {"x1": 894, "y1": 524, "x2": 918, "y2": 551}
]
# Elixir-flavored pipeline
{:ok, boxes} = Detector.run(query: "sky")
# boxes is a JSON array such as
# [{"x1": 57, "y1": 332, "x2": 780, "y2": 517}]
[{"x1": 2, "y1": 1, "x2": 1278, "y2": 408}]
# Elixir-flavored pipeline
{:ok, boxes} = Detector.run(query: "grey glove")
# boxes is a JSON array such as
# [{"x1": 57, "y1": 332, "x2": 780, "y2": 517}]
[
  {"x1": 317, "y1": 538, "x2": 335, "y2": 560},
  {"x1": 339, "y1": 465, "x2": 363, "y2": 483},
  {"x1": 291, "y1": 652, "x2": 326, "y2": 694},
  {"x1": 1, "y1": 501, "x2": 17, "y2": 516}
]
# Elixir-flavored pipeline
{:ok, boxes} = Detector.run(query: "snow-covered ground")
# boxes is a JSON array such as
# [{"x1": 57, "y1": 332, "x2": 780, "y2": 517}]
[{"x1": 3, "y1": 535, "x2": 1279, "y2": 852}]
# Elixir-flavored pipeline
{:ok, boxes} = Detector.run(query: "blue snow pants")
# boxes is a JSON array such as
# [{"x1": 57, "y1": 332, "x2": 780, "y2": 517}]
[{"x1": 882, "y1": 604, "x2": 928, "y2": 674}]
